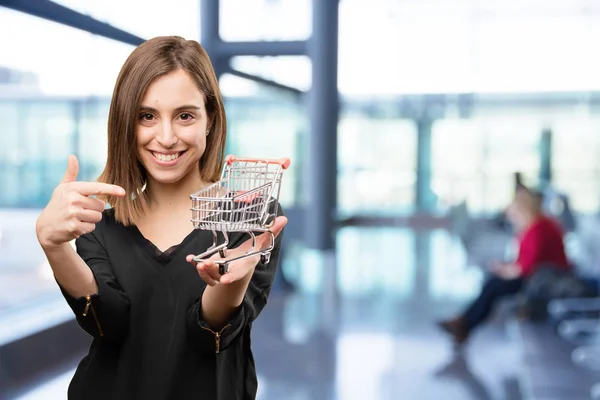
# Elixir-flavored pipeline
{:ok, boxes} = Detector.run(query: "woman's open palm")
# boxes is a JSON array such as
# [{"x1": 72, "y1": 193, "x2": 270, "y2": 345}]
[{"x1": 186, "y1": 216, "x2": 287, "y2": 285}]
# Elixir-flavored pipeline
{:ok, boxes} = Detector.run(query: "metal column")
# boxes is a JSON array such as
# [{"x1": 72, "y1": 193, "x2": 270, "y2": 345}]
[
  {"x1": 539, "y1": 127, "x2": 553, "y2": 189},
  {"x1": 306, "y1": 0, "x2": 339, "y2": 251},
  {"x1": 200, "y1": 0, "x2": 226, "y2": 77},
  {"x1": 416, "y1": 117, "x2": 434, "y2": 212},
  {"x1": 0, "y1": 0, "x2": 145, "y2": 45}
]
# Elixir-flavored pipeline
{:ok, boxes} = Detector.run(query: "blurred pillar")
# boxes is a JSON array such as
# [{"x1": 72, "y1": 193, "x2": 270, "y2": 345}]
[
  {"x1": 305, "y1": 0, "x2": 339, "y2": 251},
  {"x1": 200, "y1": 0, "x2": 226, "y2": 77},
  {"x1": 416, "y1": 117, "x2": 434, "y2": 212},
  {"x1": 219, "y1": 41, "x2": 306, "y2": 57},
  {"x1": 0, "y1": 0, "x2": 145, "y2": 45},
  {"x1": 414, "y1": 232, "x2": 431, "y2": 302},
  {"x1": 539, "y1": 127, "x2": 553, "y2": 188},
  {"x1": 72, "y1": 101, "x2": 81, "y2": 168}
]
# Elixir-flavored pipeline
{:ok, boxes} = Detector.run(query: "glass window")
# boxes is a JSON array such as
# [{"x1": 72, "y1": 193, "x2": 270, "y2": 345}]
[
  {"x1": 78, "y1": 99, "x2": 112, "y2": 181},
  {"x1": 54, "y1": 0, "x2": 200, "y2": 40},
  {"x1": 220, "y1": 0, "x2": 311, "y2": 41},
  {"x1": 551, "y1": 117, "x2": 600, "y2": 213},
  {"x1": 479, "y1": 116, "x2": 542, "y2": 210},
  {"x1": 230, "y1": 56, "x2": 311, "y2": 92},
  {"x1": 0, "y1": 9, "x2": 136, "y2": 331},
  {"x1": 338, "y1": 115, "x2": 417, "y2": 217},
  {"x1": 0, "y1": 102, "x2": 21, "y2": 207},
  {"x1": 0, "y1": 8, "x2": 133, "y2": 97},
  {"x1": 338, "y1": 1, "x2": 600, "y2": 96},
  {"x1": 337, "y1": 227, "x2": 415, "y2": 299},
  {"x1": 431, "y1": 119, "x2": 484, "y2": 213},
  {"x1": 428, "y1": 230, "x2": 482, "y2": 300},
  {"x1": 431, "y1": 117, "x2": 541, "y2": 215},
  {"x1": 339, "y1": 1, "x2": 472, "y2": 96},
  {"x1": 473, "y1": 11, "x2": 600, "y2": 93},
  {"x1": 23, "y1": 102, "x2": 78, "y2": 207},
  {"x1": 221, "y1": 74, "x2": 305, "y2": 209}
]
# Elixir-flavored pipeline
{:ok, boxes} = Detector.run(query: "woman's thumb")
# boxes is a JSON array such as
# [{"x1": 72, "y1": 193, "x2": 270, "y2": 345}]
[{"x1": 61, "y1": 155, "x2": 79, "y2": 183}]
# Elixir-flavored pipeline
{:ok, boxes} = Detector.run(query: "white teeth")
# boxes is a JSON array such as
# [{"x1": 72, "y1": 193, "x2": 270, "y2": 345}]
[{"x1": 153, "y1": 152, "x2": 180, "y2": 162}]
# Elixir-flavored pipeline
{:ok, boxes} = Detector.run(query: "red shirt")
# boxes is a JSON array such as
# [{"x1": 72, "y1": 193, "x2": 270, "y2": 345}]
[{"x1": 516, "y1": 215, "x2": 569, "y2": 278}]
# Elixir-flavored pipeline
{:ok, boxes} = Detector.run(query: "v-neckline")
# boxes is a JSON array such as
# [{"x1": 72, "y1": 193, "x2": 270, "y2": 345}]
[{"x1": 128, "y1": 225, "x2": 202, "y2": 264}]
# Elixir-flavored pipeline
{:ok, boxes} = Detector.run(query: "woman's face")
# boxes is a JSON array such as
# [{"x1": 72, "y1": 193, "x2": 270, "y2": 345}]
[
  {"x1": 506, "y1": 191, "x2": 539, "y2": 230},
  {"x1": 506, "y1": 198, "x2": 531, "y2": 231},
  {"x1": 136, "y1": 69, "x2": 209, "y2": 185}
]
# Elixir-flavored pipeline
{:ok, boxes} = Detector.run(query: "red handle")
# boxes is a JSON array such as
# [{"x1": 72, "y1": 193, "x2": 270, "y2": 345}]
[{"x1": 226, "y1": 155, "x2": 291, "y2": 169}]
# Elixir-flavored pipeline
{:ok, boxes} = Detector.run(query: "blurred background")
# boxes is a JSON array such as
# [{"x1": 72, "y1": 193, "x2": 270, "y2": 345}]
[{"x1": 2, "y1": 0, "x2": 600, "y2": 399}]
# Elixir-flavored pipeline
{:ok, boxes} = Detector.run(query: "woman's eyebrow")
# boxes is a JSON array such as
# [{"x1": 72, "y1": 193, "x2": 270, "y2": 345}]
[
  {"x1": 174, "y1": 105, "x2": 202, "y2": 113},
  {"x1": 139, "y1": 105, "x2": 202, "y2": 113}
]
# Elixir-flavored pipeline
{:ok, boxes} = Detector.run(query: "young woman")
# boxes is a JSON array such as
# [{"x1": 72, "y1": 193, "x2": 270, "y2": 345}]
[
  {"x1": 35, "y1": 36, "x2": 287, "y2": 400},
  {"x1": 438, "y1": 187, "x2": 568, "y2": 345}
]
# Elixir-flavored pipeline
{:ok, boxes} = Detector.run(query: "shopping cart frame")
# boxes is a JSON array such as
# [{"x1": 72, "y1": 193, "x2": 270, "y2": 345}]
[{"x1": 189, "y1": 155, "x2": 290, "y2": 269}]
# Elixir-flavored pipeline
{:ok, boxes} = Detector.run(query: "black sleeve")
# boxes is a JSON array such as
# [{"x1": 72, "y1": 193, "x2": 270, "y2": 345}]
[
  {"x1": 187, "y1": 205, "x2": 285, "y2": 354},
  {"x1": 58, "y1": 231, "x2": 130, "y2": 343}
]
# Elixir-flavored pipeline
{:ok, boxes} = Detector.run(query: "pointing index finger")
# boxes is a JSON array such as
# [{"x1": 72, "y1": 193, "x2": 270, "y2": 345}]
[{"x1": 70, "y1": 182, "x2": 126, "y2": 197}]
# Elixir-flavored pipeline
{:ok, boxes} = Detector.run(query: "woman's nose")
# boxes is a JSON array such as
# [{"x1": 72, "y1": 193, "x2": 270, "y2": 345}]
[{"x1": 156, "y1": 122, "x2": 178, "y2": 148}]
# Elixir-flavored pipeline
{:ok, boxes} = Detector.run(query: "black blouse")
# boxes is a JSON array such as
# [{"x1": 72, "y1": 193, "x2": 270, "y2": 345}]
[{"x1": 59, "y1": 206, "x2": 284, "y2": 400}]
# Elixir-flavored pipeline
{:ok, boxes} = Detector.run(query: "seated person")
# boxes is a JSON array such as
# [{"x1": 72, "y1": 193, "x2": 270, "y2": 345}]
[{"x1": 438, "y1": 187, "x2": 570, "y2": 344}]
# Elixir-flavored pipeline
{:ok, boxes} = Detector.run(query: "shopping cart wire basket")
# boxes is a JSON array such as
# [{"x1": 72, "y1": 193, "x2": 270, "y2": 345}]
[{"x1": 190, "y1": 155, "x2": 291, "y2": 270}]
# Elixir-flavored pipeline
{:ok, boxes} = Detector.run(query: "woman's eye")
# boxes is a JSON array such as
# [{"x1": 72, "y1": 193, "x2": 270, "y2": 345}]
[
  {"x1": 179, "y1": 113, "x2": 194, "y2": 121},
  {"x1": 140, "y1": 113, "x2": 154, "y2": 121}
]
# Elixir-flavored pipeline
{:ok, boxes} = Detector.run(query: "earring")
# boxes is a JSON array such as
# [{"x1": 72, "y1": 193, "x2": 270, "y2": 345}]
[{"x1": 206, "y1": 128, "x2": 210, "y2": 136}]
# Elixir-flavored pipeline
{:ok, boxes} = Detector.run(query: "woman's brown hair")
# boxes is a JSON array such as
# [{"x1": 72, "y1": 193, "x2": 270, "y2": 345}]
[{"x1": 97, "y1": 36, "x2": 227, "y2": 225}]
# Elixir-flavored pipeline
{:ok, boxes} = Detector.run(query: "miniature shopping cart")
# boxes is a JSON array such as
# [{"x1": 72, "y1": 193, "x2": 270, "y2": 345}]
[{"x1": 189, "y1": 155, "x2": 291, "y2": 270}]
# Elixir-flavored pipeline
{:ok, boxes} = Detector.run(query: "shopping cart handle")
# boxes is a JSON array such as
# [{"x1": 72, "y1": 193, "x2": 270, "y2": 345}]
[{"x1": 225, "y1": 155, "x2": 291, "y2": 169}]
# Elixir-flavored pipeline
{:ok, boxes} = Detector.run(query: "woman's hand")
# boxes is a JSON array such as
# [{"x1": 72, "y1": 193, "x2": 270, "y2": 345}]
[
  {"x1": 36, "y1": 155, "x2": 126, "y2": 251},
  {"x1": 492, "y1": 263, "x2": 522, "y2": 280},
  {"x1": 186, "y1": 216, "x2": 287, "y2": 285},
  {"x1": 489, "y1": 260, "x2": 504, "y2": 271}
]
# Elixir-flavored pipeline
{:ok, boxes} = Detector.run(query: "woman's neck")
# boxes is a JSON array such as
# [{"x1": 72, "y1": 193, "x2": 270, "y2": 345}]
[
  {"x1": 145, "y1": 169, "x2": 208, "y2": 214},
  {"x1": 520, "y1": 212, "x2": 543, "y2": 232}
]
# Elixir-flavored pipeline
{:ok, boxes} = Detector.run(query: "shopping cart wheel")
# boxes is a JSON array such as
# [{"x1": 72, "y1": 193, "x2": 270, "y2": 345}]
[
  {"x1": 219, "y1": 248, "x2": 228, "y2": 258},
  {"x1": 219, "y1": 263, "x2": 229, "y2": 275},
  {"x1": 260, "y1": 253, "x2": 271, "y2": 264}
]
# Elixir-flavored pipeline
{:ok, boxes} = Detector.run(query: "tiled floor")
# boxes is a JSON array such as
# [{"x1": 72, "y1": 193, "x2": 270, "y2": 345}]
[
  {"x1": 9, "y1": 227, "x2": 527, "y2": 400},
  {"x1": 0, "y1": 210, "x2": 53, "y2": 314},
  {"x1": 250, "y1": 294, "x2": 522, "y2": 400},
  {"x1": 14, "y1": 370, "x2": 74, "y2": 400}
]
